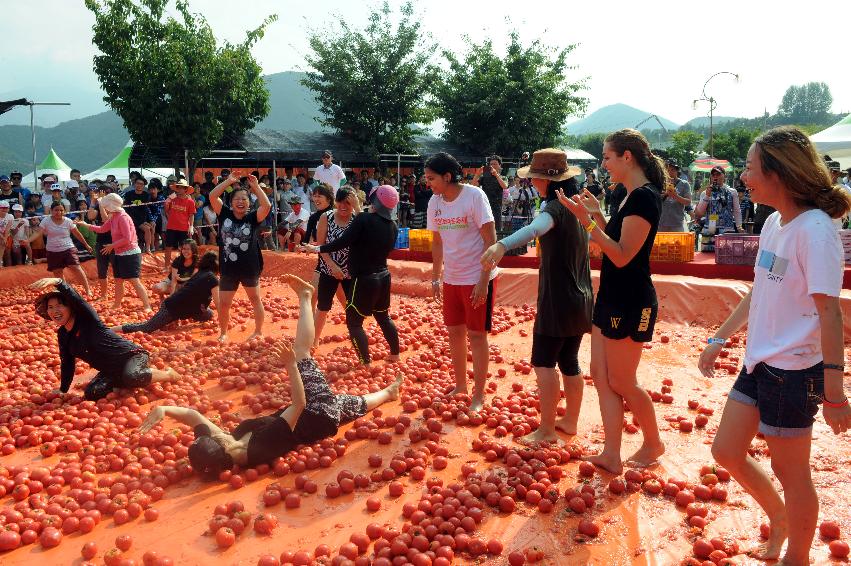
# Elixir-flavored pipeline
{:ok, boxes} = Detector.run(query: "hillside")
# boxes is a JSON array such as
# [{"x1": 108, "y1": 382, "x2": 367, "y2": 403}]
[
  {"x1": 0, "y1": 71, "x2": 325, "y2": 174},
  {"x1": 566, "y1": 103, "x2": 680, "y2": 135},
  {"x1": 681, "y1": 116, "x2": 739, "y2": 129}
]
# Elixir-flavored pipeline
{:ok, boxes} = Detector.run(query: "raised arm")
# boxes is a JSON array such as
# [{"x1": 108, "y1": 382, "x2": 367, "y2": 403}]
[
  {"x1": 139, "y1": 405, "x2": 225, "y2": 435},
  {"x1": 248, "y1": 175, "x2": 272, "y2": 222}
]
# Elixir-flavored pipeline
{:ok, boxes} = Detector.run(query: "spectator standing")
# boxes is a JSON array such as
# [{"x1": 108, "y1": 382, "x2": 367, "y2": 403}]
[
  {"x1": 426, "y1": 152, "x2": 497, "y2": 412},
  {"x1": 123, "y1": 177, "x2": 154, "y2": 253},
  {"x1": 412, "y1": 176, "x2": 432, "y2": 228},
  {"x1": 279, "y1": 197, "x2": 310, "y2": 251},
  {"x1": 293, "y1": 173, "x2": 311, "y2": 208},
  {"x1": 694, "y1": 166, "x2": 743, "y2": 234},
  {"x1": 147, "y1": 180, "x2": 166, "y2": 252},
  {"x1": 475, "y1": 155, "x2": 507, "y2": 230},
  {"x1": 9, "y1": 171, "x2": 29, "y2": 205},
  {"x1": 10, "y1": 204, "x2": 33, "y2": 265},
  {"x1": 0, "y1": 175, "x2": 23, "y2": 207},
  {"x1": 163, "y1": 180, "x2": 197, "y2": 269},
  {"x1": 0, "y1": 202, "x2": 12, "y2": 266},
  {"x1": 86, "y1": 188, "x2": 115, "y2": 301},
  {"x1": 46, "y1": 183, "x2": 72, "y2": 211},
  {"x1": 659, "y1": 159, "x2": 693, "y2": 232},
  {"x1": 305, "y1": 184, "x2": 334, "y2": 245},
  {"x1": 581, "y1": 168, "x2": 604, "y2": 200},
  {"x1": 199, "y1": 171, "x2": 216, "y2": 195},
  {"x1": 30, "y1": 202, "x2": 94, "y2": 296},
  {"x1": 276, "y1": 179, "x2": 296, "y2": 217},
  {"x1": 192, "y1": 186, "x2": 206, "y2": 244},
  {"x1": 314, "y1": 150, "x2": 346, "y2": 196}
]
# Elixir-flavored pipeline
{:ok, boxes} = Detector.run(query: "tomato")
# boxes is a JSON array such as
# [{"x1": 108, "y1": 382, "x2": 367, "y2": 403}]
[
  {"x1": 285, "y1": 493, "x2": 301, "y2": 509},
  {"x1": 829, "y1": 540, "x2": 850, "y2": 559},
  {"x1": 365, "y1": 497, "x2": 381, "y2": 512},
  {"x1": 820, "y1": 521, "x2": 840, "y2": 540},
  {"x1": 144, "y1": 507, "x2": 159, "y2": 522},
  {"x1": 578, "y1": 519, "x2": 600, "y2": 537},
  {"x1": 692, "y1": 538, "x2": 714, "y2": 559},
  {"x1": 116, "y1": 534, "x2": 133, "y2": 552},
  {"x1": 254, "y1": 513, "x2": 278, "y2": 535},
  {"x1": 81, "y1": 541, "x2": 98, "y2": 560},
  {"x1": 0, "y1": 530, "x2": 22, "y2": 551},
  {"x1": 508, "y1": 550, "x2": 526, "y2": 565},
  {"x1": 39, "y1": 526, "x2": 63, "y2": 549},
  {"x1": 568, "y1": 496, "x2": 586, "y2": 513},
  {"x1": 215, "y1": 527, "x2": 236, "y2": 549},
  {"x1": 578, "y1": 462, "x2": 595, "y2": 477},
  {"x1": 257, "y1": 555, "x2": 280, "y2": 566}
]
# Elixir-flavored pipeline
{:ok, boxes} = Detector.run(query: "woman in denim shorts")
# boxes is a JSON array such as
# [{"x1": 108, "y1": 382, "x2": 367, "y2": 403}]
[{"x1": 698, "y1": 127, "x2": 851, "y2": 565}]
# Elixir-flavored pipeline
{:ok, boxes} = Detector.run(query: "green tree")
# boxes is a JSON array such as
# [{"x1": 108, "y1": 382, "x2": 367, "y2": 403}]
[
  {"x1": 777, "y1": 82, "x2": 833, "y2": 124},
  {"x1": 667, "y1": 130, "x2": 705, "y2": 169},
  {"x1": 301, "y1": 1, "x2": 436, "y2": 155},
  {"x1": 85, "y1": 0, "x2": 276, "y2": 172},
  {"x1": 434, "y1": 31, "x2": 587, "y2": 156},
  {"x1": 564, "y1": 133, "x2": 606, "y2": 160},
  {"x1": 709, "y1": 127, "x2": 760, "y2": 165}
]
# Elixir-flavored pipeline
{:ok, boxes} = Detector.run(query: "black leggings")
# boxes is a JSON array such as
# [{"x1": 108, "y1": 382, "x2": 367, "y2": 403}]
[
  {"x1": 344, "y1": 270, "x2": 399, "y2": 364},
  {"x1": 121, "y1": 305, "x2": 214, "y2": 334},
  {"x1": 84, "y1": 352, "x2": 153, "y2": 401}
]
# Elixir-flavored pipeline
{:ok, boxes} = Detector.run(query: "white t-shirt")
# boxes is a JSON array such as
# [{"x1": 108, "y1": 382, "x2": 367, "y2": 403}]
[
  {"x1": 744, "y1": 209, "x2": 843, "y2": 372},
  {"x1": 314, "y1": 163, "x2": 346, "y2": 193},
  {"x1": 11, "y1": 218, "x2": 30, "y2": 241},
  {"x1": 39, "y1": 216, "x2": 76, "y2": 252},
  {"x1": 427, "y1": 184, "x2": 497, "y2": 285},
  {"x1": 285, "y1": 207, "x2": 310, "y2": 228},
  {"x1": 0, "y1": 213, "x2": 12, "y2": 237}
]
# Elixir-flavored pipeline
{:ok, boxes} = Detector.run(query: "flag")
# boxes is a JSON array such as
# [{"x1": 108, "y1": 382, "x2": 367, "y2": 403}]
[{"x1": 0, "y1": 99, "x2": 29, "y2": 116}]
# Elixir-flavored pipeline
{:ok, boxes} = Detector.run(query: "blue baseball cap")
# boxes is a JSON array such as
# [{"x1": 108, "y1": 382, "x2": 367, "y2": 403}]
[{"x1": 0, "y1": 175, "x2": 9, "y2": 182}]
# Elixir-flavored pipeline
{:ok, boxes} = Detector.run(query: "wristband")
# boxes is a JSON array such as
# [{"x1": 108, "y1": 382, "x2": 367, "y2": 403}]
[
  {"x1": 707, "y1": 338, "x2": 726, "y2": 346},
  {"x1": 823, "y1": 363, "x2": 844, "y2": 372},
  {"x1": 823, "y1": 395, "x2": 849, "y2": 408},
  {"x1": 431, "y1": 280, "x2": 440, "y2": 286},
  {"x1": 584, "y1": 220, "x2": 596, "y2": 233}
]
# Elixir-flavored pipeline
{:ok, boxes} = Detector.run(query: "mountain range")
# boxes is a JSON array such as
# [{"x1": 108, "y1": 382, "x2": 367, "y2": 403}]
[{"x1": 0, "y1": 74, "x2": 754, "y2": 174}]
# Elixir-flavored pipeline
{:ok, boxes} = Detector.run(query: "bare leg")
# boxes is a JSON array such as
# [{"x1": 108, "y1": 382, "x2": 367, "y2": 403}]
[
  {"x1": 468, "y1": 330, "x2": 488, "y2": 412},
  {"x1": 712, "y1": 399, "x2": 788, "y2": 561},
  {"x1": 554, "y1": 373, "x2": 583, "y2": 435},
  {"x1": 602, "y1": 334, "x2": 664, "y2": 467},
  {"x1": 243, "y1": 285, "x2": 265, "y2": 340},
  {"x1": 446, "y1": 324, "x2": 469, "y2": 397},
  {"x1": 313, "y1": 309, "x2": 329, "y2": 349},
  {"x1": 310, "y1": 272, "x2": 320, "y2": 311},
  {"x1": 129, "y1": 278, "x2": 152, "y2": 312},
  {"x1": 218, "y1": 290, "x2": 235, "y2": 342},
  {"x1": 113, "y1": 278, "x2": 125, "y2": 309},
  {"x1": 766, "y1": 434, "x2": 816, "y2": 566},
  {"x1": 71, "y1": 264, "x2": 92, "y2": 297},
  {"x1": 164, "y1": 247, "x2": 173, "y2": 273},
  {"x1": 283, "y1": 274, "x2": 315, "y2": 360},
  {"x1": 584, "y1": 327, "x2": 625, "y2": 475},
  {"x1": 363, "y1": 374, "x2": 403, "y2": 409},
  {"x1": 144, "y1": 224, "x2": 153, "y2": 254},
  {"x1": 52, "y1": 268, "x2": 64, "y2": 280},
  {"x1": 521, "y1": 366, "x2": 562, "y2": 445},
  {"x1": 94, "y1": 277, "x2": 108, "y2": 302}
]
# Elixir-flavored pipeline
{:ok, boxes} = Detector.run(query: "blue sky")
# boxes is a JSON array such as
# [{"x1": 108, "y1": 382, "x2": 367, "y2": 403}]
[{"x1": 3, "y1": 0, "x2": 850, "y2": 127}]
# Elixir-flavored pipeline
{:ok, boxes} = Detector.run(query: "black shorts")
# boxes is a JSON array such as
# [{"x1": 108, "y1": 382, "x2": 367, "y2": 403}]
[
  {"x1": 592, "y1": 300, "x2": 657, "y2": 342},
  {"x1": 219, "y1": 272, "x2": 260, "y2": 292},
  {"x1": 113, "y1": 253, "x2": 141, "y2": 279},
  {"x1": 729, "y1": 362, "x2": 824, "y2": 438},
  {"x1": 154, "y1": 216, "x2": 163, "y2": 234},
  {"x1": 316, "y1": 272, "x2": 350, "y2": 311},
  {"x1": 165, "y1": 229, "x2": 189, "y2": 249},
  {"x1": 95, "y1": 245, "x2": 115, "y2": 279},
  {"x1": 345, "y1": 270, "x2": 391, "y2": 318},
  {"x1": 530, "y1": 334, "x2": 583, "y2": 376}
]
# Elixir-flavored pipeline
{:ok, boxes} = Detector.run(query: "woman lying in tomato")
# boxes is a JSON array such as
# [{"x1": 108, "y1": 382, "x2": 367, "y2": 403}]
[
  {"x1": 30, "y1": 277, "x2": 181, "y2": 401},
  {"x1": 138, "y1": 274, "x2": 402, "y2": 479}
]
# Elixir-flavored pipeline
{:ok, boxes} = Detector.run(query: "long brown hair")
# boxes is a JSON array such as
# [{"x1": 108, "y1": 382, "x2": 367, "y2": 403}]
[
  {"x1": 753, "y1": 126, "x2": 851, "y2": 219},
  {"x1": 605, "y1": 128, "x2": 669, "y2": 191}
]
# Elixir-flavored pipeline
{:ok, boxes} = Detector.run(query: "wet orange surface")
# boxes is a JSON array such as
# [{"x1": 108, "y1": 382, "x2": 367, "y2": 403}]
[{"x1": 0, "y1": 251, "x2": 849, "y2": 566}]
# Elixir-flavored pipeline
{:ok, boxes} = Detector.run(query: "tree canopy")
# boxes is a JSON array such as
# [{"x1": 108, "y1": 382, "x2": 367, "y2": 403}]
[
  {"x1": 777, "y1": 82, "x2": 833, "y2": 124},
  {"x1": 301, "y1": 1, "x2": 436, "y2": 155},
  {"x1": 433, "y1": 31, "x2": 587, "y2": 156},
  {"x1": 709, "y1": 127, "x2": 760, "y2": 165},
  {"x1": 666, "y1": 131, "x2": 705, "y2": 169},
  {"x1": 85, "y1": 0, "x2": 276, "y2": 169}
]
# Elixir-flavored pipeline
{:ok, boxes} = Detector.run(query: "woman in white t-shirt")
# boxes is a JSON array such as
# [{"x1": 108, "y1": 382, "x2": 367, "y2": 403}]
[
  {"x1": 30, "y1": 202, "x2": 93, "y2": 296},
  {"x1": 698, "y1": 127, "x2": 851, "y2": 565},
  {"x1": 425, "y1": 152, "x2": 497, "y2": 412}
]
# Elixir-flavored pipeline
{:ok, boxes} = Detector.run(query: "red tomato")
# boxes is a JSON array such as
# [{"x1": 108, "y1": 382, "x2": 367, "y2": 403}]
[
  {"x1": 820, "y1": 521, "x2": 841, "y2": 540},
  {"x1": 829, "y1": 540, "x2": 850, "y2": 559},
  {"x1": 254, "y1": 513, "x2": 278, "y2": 535},
  {"x1": 115, "y1": 535, "x2": 132, "y2": 552},
  {"x1": 81, "y1": 541, "x2": 98, "y2": 560},
  {"x1": 39, "y1": 526, "x2": 63, "y2": 549},
  {"x1": 215, "y1": 527, "x2": 236, "y2": 549},
  {"x1": 0, "y1": 530, "x2": 22, "y2": 551}
]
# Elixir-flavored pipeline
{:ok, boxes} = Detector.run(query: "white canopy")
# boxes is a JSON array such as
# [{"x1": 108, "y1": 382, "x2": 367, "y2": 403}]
[
  {"x1": 84, "y1": 141, "x2": 175, "y2": 186},
  {"x1": 812, "y1": 114, "x2": 851, "y2": 169}
]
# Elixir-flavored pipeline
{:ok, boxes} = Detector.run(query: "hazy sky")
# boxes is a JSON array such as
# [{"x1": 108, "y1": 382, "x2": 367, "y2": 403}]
[{"x1": 3, "y1": 0, "x2": 850, "y2": 127}]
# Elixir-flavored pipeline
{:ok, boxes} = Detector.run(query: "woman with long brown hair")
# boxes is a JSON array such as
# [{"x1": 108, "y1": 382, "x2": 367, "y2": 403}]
[
  {"x1": 698, "y1": 126, "x2": 851, "y2": 565},
  {"x1": 557, "y1": 128, "x2": 666, "y2": 473}
]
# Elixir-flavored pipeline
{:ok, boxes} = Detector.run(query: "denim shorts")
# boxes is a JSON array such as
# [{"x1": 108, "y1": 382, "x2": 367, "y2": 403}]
[{"x1": 729, "y1": 362, "x2": 824, "y2": 437}]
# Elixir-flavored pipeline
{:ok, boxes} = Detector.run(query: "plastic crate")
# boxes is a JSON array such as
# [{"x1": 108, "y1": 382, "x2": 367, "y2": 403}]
[
  {"x1": 409, "y1": 229, "x2": 432, "y2": 252},
  {"x1": 394, "y1": 227, "x2": 409, "y2": 249},
  {"x1": 650, "y1": 232, "x2": 695, "y2": 263},
  {"x1": 715, "y1": 234, "x2": 760, "y2": 265}
]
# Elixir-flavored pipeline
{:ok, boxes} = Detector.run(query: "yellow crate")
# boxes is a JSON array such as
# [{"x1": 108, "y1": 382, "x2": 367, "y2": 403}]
[
  {"x1": 589, "y1": 232, "x2": 693, "y2": 263},
  {"x1": 409, "y1": 229, "x2": 432, "y2": 252}
]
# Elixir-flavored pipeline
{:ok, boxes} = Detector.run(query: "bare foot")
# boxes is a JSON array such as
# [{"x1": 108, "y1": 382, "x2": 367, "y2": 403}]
[
  {"x1": 445, "y1": 386, "x2": 469, "y2": 398},
  {"x1": 217, "y1": 333, "x2": 229, "y2": 343},
  {"x1": 386, "y1": 354, "x2": 400, "y2": 363},
  {"x1": 385, "y1": 375, "x2": 403, "y2": 401},
  {"x1": 519, "y1": 428, "x2": 563, "y2": 446},
  {"x1": 554, "y1": 416, "x2": 578, "y2": 436},
  {"x1": 92, "y1": 295, "x2": 105, "y2": 303},
  {"x1": 748, "y1": 518, "x2": 788, "y2": 561},
  {"x1": 165, "y1": 367, "x2": 181, "y2": 382},
  {"x1": 625, "y1": 442, "x2": 665, "y2": 468},
  {"x1": 110, "y1": 325, "x2": 123, "y2": 333},
  {"x1": 247, "y1": 332, "x2": 263, "y2": 341},
  {"x1": 142, "y1": 307, "x2": 153, "y2": 314},
  {"x1": 282, "y1": 274, "x2": 315, "y2": 298},
  {"x1": 583, "y1": 452, "x2": 623, "y2": 475}
]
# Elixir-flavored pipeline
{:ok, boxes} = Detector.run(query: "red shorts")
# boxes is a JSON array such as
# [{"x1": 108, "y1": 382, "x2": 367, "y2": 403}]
[{"x1": 441, "y1": 280, "x2": 495, "y2": 332}]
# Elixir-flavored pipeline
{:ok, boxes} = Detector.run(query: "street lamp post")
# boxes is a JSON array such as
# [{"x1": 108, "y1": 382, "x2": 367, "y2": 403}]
[{"x1": 693, "y1": 72, "x2": 739, "y2": 158}]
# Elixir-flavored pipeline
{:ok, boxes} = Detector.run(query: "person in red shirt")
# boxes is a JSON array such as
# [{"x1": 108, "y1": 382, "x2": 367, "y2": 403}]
[{"x1": 163, "y1": 180, "x2": 197, "y2": 270}]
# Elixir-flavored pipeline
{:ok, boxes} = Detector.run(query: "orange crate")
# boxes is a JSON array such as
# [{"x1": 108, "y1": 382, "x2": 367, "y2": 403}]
[
  {"x1": 650, "y1": 232, "x2": 694, "y2": 263},
  {"x1": 409, "y1": 229, "x2": 432, "y2": 252}
]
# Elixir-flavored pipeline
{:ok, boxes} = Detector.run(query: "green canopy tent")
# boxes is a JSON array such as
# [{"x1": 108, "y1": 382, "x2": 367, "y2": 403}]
[
  {"x1": 20, "y1": 147, "x2": 72, "y2": 188},
  {"x1": 84, "y1": 141, "x2": 175, "y2": 187}
]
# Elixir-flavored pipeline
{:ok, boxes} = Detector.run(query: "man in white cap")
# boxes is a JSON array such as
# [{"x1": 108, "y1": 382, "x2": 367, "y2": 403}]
[
  {"x1": 10, "y1": 204, "x2": 33, "y2": 265},
  {"x1": 0, "y1": 201, "x2": 12, "y2": 267},
  {"x1": 314, "y1": 150, "x2": 346, "y2": 197}
]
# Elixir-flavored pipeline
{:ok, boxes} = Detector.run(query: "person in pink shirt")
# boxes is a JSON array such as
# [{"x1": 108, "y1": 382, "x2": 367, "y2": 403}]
[
  {"x1": 163, "y1": 180, "x2": 197, "y2": 272},
  {"x1": 76, "y1": 193, "x2": 152, "y2": 313}
]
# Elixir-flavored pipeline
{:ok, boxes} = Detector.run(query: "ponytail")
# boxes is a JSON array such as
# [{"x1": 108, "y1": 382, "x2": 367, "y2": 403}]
[{"x1": 605, "y1": 129, "x2": 669, "y2": 191}]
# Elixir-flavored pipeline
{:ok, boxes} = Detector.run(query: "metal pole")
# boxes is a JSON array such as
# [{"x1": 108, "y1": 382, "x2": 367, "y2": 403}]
[
  {"x1": 709, "y1": 99, "x2": 714, "y2": 158},
  {"x1": 271, "y1": 158, "x2": 278, "y2": 248},
  {"x1": 397, "y1": 153, "x2": 401, "y2": 188},
  {"x1": 183, "y1": 149, "x2": 189, "y2": 181},
  {"x1": 30, "y1": 104, "x2": 37, "y2": 188}
]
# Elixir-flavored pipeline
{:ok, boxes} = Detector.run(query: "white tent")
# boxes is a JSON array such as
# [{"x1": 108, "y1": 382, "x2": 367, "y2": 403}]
[
  {"x1": 20, "y1": 147, "x2": 73, "y2": 188},
  {"x1": 812, "y1": 114, "x2": 851, "y2": 169},
  {"x1": 84, "y1": 141, "x2": 175, "y2": 186}
]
